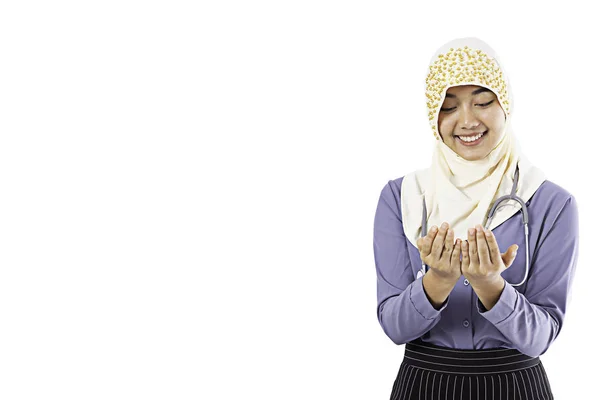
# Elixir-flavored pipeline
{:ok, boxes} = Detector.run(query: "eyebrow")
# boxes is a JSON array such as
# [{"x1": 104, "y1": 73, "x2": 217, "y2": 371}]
[{"x1": 444, "y1": 87, "x2": 492, "y2": 98}]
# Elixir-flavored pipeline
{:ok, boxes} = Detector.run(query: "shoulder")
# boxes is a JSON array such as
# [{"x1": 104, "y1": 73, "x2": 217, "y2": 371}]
[
  {"x1": 532, "y1": 179, "x2": 575, "y2": 202},
  {"x1": 529, "y1": 180, "x2": 578, "y2": 244},
  {"x1": 377, "y1": 169, "x2": 429, "y2": 218},
  {"x1": 376, "y1": 177, "x2": 404, "y2": 218},
  {"x1": 386, "y1": 176, "x2": 405, "y2": 198},
  {"x1": 378, "y1": 168, "x2": 427, "y2": 200},
  {"x1": 530, "y1": 179, "x2": 578, "y2": 213}
]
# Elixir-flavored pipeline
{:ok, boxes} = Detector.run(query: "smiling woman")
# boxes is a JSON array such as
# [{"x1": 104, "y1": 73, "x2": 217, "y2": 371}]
[
  {"x1": 373, "y1": 37, "x2": 579, "y2": 400},
  {"x1": 438, "y1": 85, "x2": 506, "y2": 161}
]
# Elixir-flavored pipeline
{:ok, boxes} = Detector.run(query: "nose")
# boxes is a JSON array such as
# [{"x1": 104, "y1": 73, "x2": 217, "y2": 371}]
[{"x1": 458, "y1": 105, "x2": 481, "y2": 130}]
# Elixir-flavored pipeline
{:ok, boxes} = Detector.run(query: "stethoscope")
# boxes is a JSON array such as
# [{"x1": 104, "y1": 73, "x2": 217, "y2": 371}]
[{"x1": 416, "y1": 163, "x2": 530, "y2": 287}]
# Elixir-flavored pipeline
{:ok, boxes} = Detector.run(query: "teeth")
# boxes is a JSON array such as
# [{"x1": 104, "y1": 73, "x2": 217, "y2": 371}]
[{"x1": 458, "y1": 132, "x2": 484, "y2": 142}]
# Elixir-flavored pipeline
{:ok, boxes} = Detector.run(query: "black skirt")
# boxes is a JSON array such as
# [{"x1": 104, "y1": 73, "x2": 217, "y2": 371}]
[{"x1": 390, "y1": 338, "x2": 553, "y2": 400}]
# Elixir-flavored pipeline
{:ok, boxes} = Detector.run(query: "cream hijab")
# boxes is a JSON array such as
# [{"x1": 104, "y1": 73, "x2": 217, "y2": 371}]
[{"x1": 401, "y1": 37, "x2": 546, "y2": 249}]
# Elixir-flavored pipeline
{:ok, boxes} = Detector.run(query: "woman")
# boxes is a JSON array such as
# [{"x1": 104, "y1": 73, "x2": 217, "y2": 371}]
[{"x1": 373, "y1": 37, "x2": 579, "y2": 399}]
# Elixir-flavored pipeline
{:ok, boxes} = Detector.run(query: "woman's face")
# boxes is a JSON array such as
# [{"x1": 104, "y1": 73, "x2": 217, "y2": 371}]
[{"x1": 437, "y1": 85, "x2": 506, "y2": 161}]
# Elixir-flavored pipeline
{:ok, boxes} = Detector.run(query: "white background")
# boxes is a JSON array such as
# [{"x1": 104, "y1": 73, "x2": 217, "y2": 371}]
[{"x1": 0, "y1": 1, "x2": 595, "y2": 399}]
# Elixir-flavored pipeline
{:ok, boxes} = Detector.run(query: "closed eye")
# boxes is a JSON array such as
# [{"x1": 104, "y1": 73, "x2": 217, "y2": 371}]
[
  {"x1": 440, "y1": 100, "x2": 494, "y2": 112},
  {"x1": 477, "y1": 100, "x2": 494, "y2": 107}
]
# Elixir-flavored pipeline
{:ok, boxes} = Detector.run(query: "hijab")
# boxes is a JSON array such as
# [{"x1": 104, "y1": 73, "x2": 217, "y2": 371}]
[{"x1": 400, "y1": 37, "x2": 546, "y2": 248}]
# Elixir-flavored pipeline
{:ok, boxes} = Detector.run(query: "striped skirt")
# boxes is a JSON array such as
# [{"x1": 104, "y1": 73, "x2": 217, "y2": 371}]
[{"x1": 390, "y1": 339, "x2": 553, "y2": 400}]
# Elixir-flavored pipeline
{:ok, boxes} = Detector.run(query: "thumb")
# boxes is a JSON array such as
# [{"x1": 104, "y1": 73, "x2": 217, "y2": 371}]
[{"x1": 502, "y1": 245, "x2": 519, "y2": 268}]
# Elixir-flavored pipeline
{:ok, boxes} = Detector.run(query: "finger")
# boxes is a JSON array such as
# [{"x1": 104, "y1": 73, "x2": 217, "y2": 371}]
[
  {"x1": 468, "y1": 228, "x2": 478, "y2": 264},
  {"x1": 420, "y1": 226, "x2": 437, "y2": 257},
  {"x1": 431, "y1": 222, "x2": 449, "y2": 261},
  {"x1": 443, "y1": 228, "x2": 455, "y2": 262},
  {"x1": 417, "y1": 240, "x2": 426, "y2": 259},
  {"x1": 427, "y1": 225, "x2": 438, "y2": 240},
  {"x1": 461, "y1": 239, "x2": 470, "y2": 272},
  {"x1": 502, "y1": 245, "x2": 519, "y2": 268},
  {"x1": 451, "y1": 239, "x2": 461, "y2": 269},
  {"x1": 484, "y1": 228, "x2": 502, "y2": 265},
  {"x1": 476, "y1": 225, "x2": 491, "y2": 266}
]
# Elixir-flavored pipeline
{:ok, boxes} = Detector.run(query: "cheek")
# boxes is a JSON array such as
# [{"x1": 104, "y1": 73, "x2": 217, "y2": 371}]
[
  {"x1": 483, "y1": 107, "x2": 506, "y2": 131},
  {"x1": 490, "y1": 117, "x2": 505, "y2": 135},
  {"x1": 438, "y1": 116, "x2": 453, "y2": 137}
]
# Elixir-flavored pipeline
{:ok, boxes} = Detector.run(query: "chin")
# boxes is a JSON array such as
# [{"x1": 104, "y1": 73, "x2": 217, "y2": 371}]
[{"x1": 457, "y1": 149, "x2": 486, "y2": 161}]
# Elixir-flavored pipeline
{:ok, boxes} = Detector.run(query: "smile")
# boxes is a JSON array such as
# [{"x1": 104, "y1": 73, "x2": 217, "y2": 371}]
[{"x1": 456, "y1": 131, "x2": 487, "y2": 146}]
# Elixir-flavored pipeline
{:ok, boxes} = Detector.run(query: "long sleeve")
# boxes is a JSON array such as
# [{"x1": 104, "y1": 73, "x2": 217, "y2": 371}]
[
  {"x1": 476, "y1": 195, "x2": 579, "y2": 358},
  {"x1": 374, "y1": 180, "x2": 449, "y2": 345}
]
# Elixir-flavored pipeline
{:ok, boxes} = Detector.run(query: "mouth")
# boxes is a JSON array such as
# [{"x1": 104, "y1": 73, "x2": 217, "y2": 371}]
[{"x1": 454, "y1": 130, "x2": 488, "y2": 146}]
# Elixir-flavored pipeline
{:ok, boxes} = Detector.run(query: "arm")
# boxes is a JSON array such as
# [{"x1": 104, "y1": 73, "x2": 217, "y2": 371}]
[
  {"x1": 475, "y1": 196, "x2": 579, "y2": 357},
  {"x1": 374, "y1": 180, "x2": 449, "y2": 345}
]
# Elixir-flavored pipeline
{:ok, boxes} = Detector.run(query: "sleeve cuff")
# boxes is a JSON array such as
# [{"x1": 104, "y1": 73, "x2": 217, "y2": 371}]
[
  {"x1": 477, "y1": 279, "x2": 518, "y2": 324},
  {"x1": 409, "y1": 276, "x2": 449, "y2": 320}
]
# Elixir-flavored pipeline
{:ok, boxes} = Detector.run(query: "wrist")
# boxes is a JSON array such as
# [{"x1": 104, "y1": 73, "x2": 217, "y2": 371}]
[
  {"x1": 422, "y1": 270, "x2": 456, "y2": 310},
  {"x1": 469, "y1": 275, "x2": 505, "y2": 291},
  {"x1": 427, "y1": 268, "x2": 460, "y2": 287},
  {"x1": 470, "y1": 276, "x2": 506, "y2": 311}
]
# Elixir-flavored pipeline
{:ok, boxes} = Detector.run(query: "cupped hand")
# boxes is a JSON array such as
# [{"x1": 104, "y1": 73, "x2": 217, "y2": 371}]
[
  {"x1": 416, "y1": 222, "x2": 462, "y2": 283},
  {"x1": 461, "y1": 224, "x2": 519, "y2": 286}
]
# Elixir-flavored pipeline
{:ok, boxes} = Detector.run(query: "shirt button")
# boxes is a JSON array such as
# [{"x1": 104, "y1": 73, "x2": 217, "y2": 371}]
[
  {"x1": 464, "y1": 279, "x2": 470, "y2": 286},
  {"x1": 463, "y1": 319, "x2": 470, "y2": 328}
]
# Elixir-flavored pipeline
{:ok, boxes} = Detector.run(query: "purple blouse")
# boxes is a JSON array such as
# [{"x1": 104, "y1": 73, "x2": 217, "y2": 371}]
[{"x1": 373, "y1": 176, "x2": 579, "y2": 358}]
